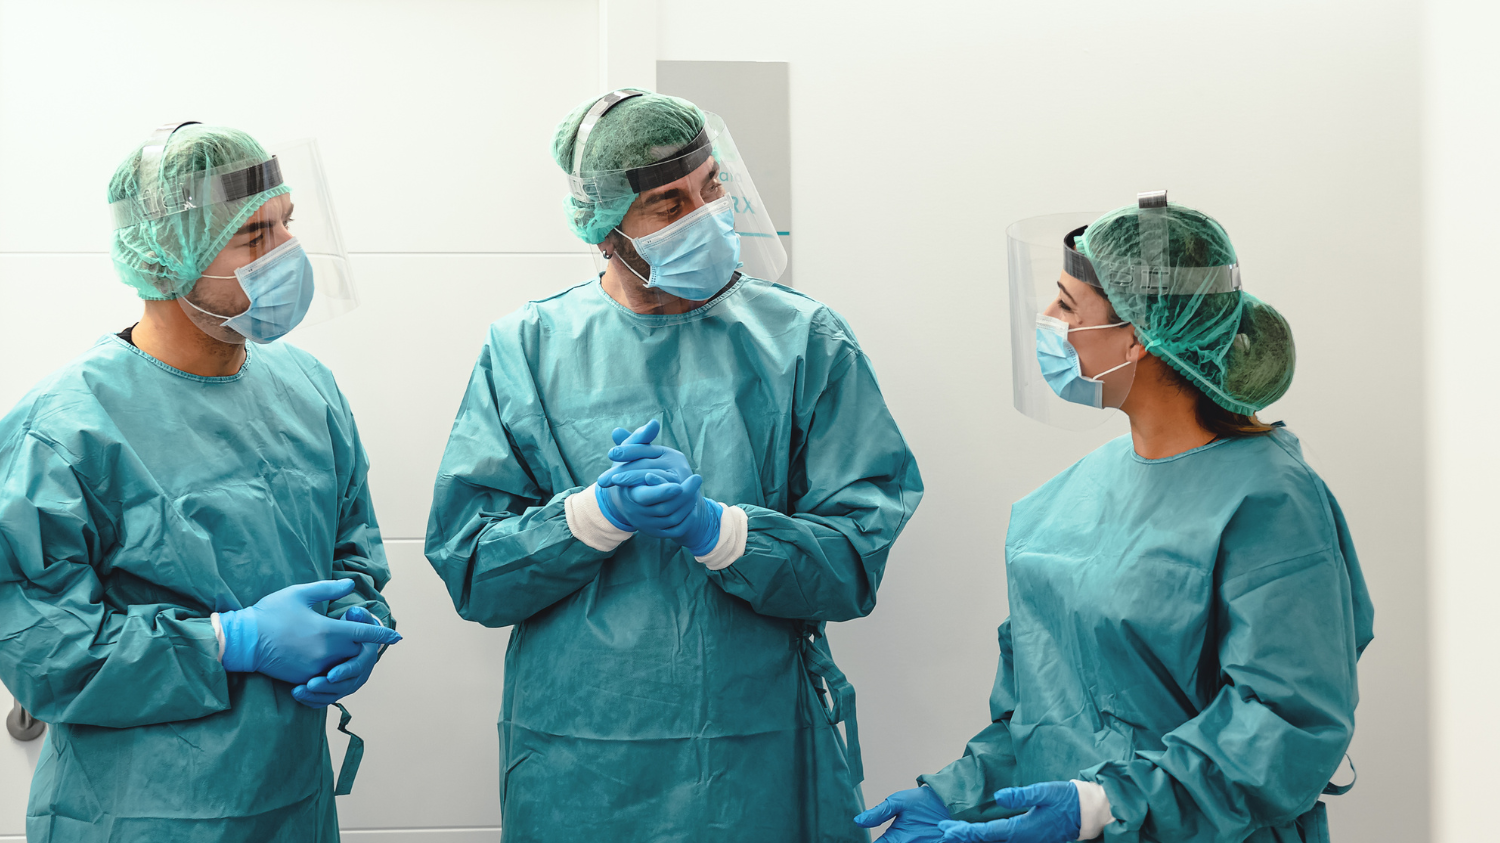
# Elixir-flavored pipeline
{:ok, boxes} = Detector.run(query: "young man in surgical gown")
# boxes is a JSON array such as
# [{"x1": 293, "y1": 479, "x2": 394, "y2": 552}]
[{"x1": 0, "y1": 122, "x2": 402, "y2": 842}]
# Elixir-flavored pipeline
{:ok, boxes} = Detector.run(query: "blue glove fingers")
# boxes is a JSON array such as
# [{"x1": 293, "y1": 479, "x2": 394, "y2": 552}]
[
  {"x1": 291, "y1": 578, "x2": 358, "y2": 605},
  {"x1": 853, "y1": 797, "x2": 901, "y2": 827},
  {"x1": 938, "y1": 819, "x2": 1013, "y2": 842},
  {"x1": 291, "y1": 685, "x2": 341, "y2": 708},
  {"x1": 342, "y1": 605, "x2": 375, "y2": 625},
  {"x1": 606, "y1": 443, "x2": 668, "y2": 462},
  {"x1": 624, "y1": 478, "x2": 696, "y2": 506},
  {"x1": 326, "y1": 641, "x2": 380, "y2": 684},
  {"x1": 598, "y1": 469, "x2": 684, "y2": 487},
  {"x1": 303, "y1": 673, "x2": 362, "y2": 696},
  {"x1": 617, "y1": 419, "x2": 660, "y2": 446},
  {"x1": 337, "y1": 619, "x2": 403, "y2": 646}
]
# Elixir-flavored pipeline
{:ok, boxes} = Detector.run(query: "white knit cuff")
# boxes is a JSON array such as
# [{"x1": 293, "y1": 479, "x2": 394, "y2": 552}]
[
  {"x1": 210, "y1": 613, "x2": 226, "y2": 662},
  {"x1": 1073, "y1": 780, "x2": 1115, "y2": 840},
  {"x1": 695, "y1": 505, "x2": 747, "y2": 570},
  {"x1": 565, "y1": 484, "x2": 634, "y2": 551}
]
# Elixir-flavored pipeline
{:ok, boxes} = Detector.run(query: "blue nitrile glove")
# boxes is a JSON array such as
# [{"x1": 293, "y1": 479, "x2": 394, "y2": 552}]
[
  {"x1": 854, "y1": 786, "x2": 952, "y2": 843},
  {"x1": 291, "y1": 606, "x2": 391, "y2": 708},
  {"x1": 218, "y1": 580, "x2": 403, "y2": 685},
  {"x1": 596, "y1": 436, "x2": 693, "y2": 489},
  {"x1": 937, "y1": 782, "x2": 1081, "y2": 843},
  {"x1": 594, "y1": 420, "x2": 664, "y2": 531},
  {"x1": 618, "y1": 474, "x2": 724, "y2": 556}
]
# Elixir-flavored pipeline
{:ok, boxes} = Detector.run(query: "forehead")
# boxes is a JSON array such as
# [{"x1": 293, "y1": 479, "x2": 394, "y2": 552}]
[{"x1": 1058, "y1": 270, "x2": 1108, "y2": 304}]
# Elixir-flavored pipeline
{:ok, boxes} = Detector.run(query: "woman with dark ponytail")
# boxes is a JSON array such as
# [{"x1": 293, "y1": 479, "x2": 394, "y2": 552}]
[{"x1": 857, "y1": 195, "x2": 1373, "y2": 843}]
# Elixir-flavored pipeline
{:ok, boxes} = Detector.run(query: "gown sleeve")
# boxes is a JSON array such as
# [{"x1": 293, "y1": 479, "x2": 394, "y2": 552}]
[
  {"x1": 0, "y1": 429, "x2": 230, "y2": 727},
  {"x1": 324, "y1": 395, "x2": 395, "y2": 628},
  {"x1": 424, "y1": 340, "x2": 615, "y2": 628},
  {"x1": 1087, "y1": 488, "x2": 1370, "y2": 842},
  {"x1": 917, "y1": 620, "x2": 1023, "y2": 821},
  {"x1": 707, "y1": 346, "x2": 923, "y2": 622}
]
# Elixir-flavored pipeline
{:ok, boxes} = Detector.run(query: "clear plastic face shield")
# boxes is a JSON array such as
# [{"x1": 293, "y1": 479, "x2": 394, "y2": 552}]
[
  {"x1": 1008, "y1": 212, "x2": 1141, "y2": 430},
  {"x1": 110, "y1": 122, "x2": 355, "y2": 345},
  {"x1": 568, "y1": 93, "x2": 786, "y2": 309}
]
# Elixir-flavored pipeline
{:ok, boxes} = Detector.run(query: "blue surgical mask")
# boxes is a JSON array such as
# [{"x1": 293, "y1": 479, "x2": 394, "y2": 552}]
[
  {"x1": 614, "y1": 196, "x2": 742, "y2": 301},
  {"x1": 1035, "y1": 313, "x2": 1133, "y2": 408},
  {"x1": 187, "y1": 237, "x2": 316, "y2": 344}
]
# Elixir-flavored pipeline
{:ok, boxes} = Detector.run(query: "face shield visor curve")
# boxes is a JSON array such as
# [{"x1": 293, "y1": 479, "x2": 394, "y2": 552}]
[
  {"x1": 1009, "y1": 212, "x2": 1139, "y2": 430},
  {"x1": 571, "y1": 111, "x2": 787, "y2": 298},
  {"x1": 112, "y1": 136, "x2": 356, "y2": 344}
]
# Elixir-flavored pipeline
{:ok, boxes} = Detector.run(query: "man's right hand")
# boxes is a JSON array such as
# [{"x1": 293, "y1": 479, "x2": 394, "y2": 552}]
[{"x1": 218, "y1": 580, "x2": 402, "y2": 685}]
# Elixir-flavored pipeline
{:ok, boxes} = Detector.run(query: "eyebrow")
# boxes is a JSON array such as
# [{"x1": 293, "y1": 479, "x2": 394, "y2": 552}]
[
  {"x1": 234, "y1": 202, "x2": 295, "y2": 236},
  {"x1": 1056, "y1": 281, "x2": 1077, "y2": 306},
  {"x1": 642, "y1": 187, "x2": 686, "y2": 207}
]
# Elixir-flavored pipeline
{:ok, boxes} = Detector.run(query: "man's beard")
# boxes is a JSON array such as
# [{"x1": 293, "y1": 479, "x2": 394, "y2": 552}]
[{"x1": 605, "y1": 231, "x2": 653, "y2": 285}]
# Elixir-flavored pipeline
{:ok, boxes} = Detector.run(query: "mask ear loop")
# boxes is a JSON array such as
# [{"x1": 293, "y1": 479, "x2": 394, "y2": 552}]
[
  {"x1": 609, "y1": 227, "x2": 652, "y2": 285},
  {"x1": 1071, "y1": 321, "x2": 1135, "y2": 384},
  {"x1": 136, "y1": 121, "x2": 203, "y2": 221}
]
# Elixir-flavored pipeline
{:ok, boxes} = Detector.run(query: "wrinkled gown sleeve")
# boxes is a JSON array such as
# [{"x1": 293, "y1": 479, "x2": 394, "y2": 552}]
[
  {"x1": 917, "y1": 620, "x2": 1021, "y2": 820},
  {"x1": 425, "y1": 340, "x2": 614, "y2": 628},
  {"x1": 325, "y1": 398, "x2": 395, "y2": 628},
  {"x1": 709, "y1": 346, "x2": 923, "y2": 622},
  {"x1": 1088, "y1": 492, "x2": 1372, "y2": 843},
  {"x1": 0, "y1": 430, "x2": 229, "y2": 728}
]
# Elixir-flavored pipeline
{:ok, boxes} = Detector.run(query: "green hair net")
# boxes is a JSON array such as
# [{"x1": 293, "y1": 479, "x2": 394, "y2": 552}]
[
  {"x1": 551, "y1": 90, "x2": 706, "y2": 244},
  {"x1": 1078, "y1": 202, "x2": 1295, "y2": 414},
  {"x1": 108, "y1": 125, "x2": 290, "y2": 300}
]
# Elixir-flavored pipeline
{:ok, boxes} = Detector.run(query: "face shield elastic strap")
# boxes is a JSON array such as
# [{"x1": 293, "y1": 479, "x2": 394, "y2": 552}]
[
  {"x1": 569, "y1": 89, "x2": 714, "y2": 196},
  {"x1": 111, "y1": 120, "x2": 285, "y2": 229},
  {"x1": 135, "y1": 121, "x2": 202, "y2": 219},
  {"x1": 1063, "y1": 192, "x2": 1244, "y2": 297}
]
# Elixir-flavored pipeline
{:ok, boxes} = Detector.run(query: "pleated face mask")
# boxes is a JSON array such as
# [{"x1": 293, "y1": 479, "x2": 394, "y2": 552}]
[
  {"x1": 1034, "y1": 313, "x2": 1132, "y2": 409},
  {"x1": 614, "y1": 196, "x2": 742, "y2": 301},
  {"x1": 186, "y1": 237, "x2": 316, "y2": 344}
]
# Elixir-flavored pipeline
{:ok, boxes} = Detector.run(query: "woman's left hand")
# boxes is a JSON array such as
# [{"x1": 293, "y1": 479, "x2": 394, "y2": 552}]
[{"x1": 936, "y1": 782, "x2": 1081, "y2": 842}]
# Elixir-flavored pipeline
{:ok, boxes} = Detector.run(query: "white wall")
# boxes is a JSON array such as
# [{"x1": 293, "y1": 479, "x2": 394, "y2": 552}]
[
  {"x1": 1424, "y1": 0, "x2": 1499, "y2": 839},
  {"x1": 659, "y1": 1, "x2": 1425, "y2": 841},
  {"x1": 0, "y1": 0, "x2": 1433, "y2": 840}
]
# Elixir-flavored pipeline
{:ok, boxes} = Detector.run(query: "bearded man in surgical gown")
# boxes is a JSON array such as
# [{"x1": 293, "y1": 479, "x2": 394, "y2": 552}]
[{"x1": 425, "y1": 89, "x2": 924, "y2": 842}]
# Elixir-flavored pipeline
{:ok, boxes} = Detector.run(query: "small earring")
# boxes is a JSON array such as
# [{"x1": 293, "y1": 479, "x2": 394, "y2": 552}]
[{"x1": 601, "y1": 250, "x2": 612, "y2": 260}]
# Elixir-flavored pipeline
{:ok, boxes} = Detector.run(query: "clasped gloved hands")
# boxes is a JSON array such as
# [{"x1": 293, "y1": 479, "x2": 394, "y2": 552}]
[
  {"x1": 595, "y1": 420, "x2": 724, "y2": 557},
  {"x1": 854, "y1": 786, "x2": 952, "y2": 842},
  {"x1": 935, "y1": 782, "x2": 1081, "y2": 843},
  {"x1": 218, "y1": 580, "x2": 402, "y2": 706},
  {"x1": 291, "y1": 605, "x2": 390, "y2": 708}
]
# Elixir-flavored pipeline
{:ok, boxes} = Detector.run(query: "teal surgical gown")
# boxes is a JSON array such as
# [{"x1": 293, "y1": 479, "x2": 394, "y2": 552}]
[
  {"x1": 425, "y1": 276, "x2": 922, "y2": 842},
  {"x1": 0, "y1": 334, "x2": 393, "y2": 843},
  {"x1": 920, "y1": 428, "x2": 1373, "y2": 843}
]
